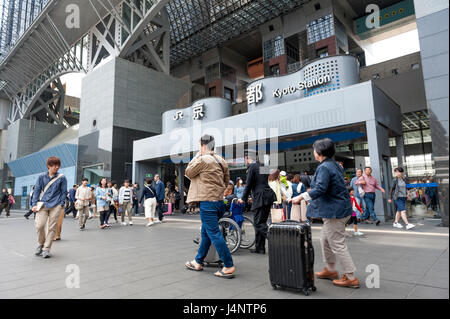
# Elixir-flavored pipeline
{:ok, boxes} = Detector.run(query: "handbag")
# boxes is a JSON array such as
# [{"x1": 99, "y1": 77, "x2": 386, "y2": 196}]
[
  {"x1": 270, "y1": 203, "x2": 285, "y2": 223},
  {"x1": 36, "y1": 174, "x2": 64, "y2": 211},
  {"x1": 358, "y1": 185, "x2": 365, "y2": 198},
  {"x1": 290, "y1": 200, "x2": 307, "y2": 222},
  {"x1": 75, "y1": 200, "x2": 84, "y2": 210}
]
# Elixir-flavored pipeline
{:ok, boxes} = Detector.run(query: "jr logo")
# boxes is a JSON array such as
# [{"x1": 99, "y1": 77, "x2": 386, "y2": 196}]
[
  {"x1": 66, "y1": 4, "x2": 80, "y2": 29},
  {"x1": 365, "y1": 4, "x2": 381, "y2": 30},
  {"x1": 65, "y1": 264, "x2": 80, "y2": 289},
  {"x1": 365, "y1": 264, "x2": 380, "y2": 289}
]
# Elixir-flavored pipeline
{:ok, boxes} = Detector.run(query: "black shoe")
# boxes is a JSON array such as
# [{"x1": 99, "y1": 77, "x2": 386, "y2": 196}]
[
  {"x1": 24, "y1": 214, "x2": 29, "y2": 220},
  {"x1": 250, "y1": 249, "x2": 265, "y2": 254},
  {"x1": 376, "y1": 220, "x2": 381, "y2": 226}
]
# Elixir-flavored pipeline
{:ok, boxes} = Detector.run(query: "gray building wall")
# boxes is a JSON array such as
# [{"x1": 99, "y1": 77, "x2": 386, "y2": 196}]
[
  {"x1": 4, "y1": 119, "x2": 64, "y2": 163},
  {"x1": 78, "y1": 57, "x2": 192, "y2": 182},
  {"x1": 414, "y1": 0, "x2": 449, "y2": 226}
]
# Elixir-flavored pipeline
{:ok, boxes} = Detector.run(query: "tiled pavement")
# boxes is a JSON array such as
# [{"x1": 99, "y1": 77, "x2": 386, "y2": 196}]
[{"x1": 0, "y1": 211, "x2": 448, "y2": 299}]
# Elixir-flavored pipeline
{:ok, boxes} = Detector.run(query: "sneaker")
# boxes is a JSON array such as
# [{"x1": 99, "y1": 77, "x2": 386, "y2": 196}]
[
  {"x1": 105, "y1": 224, "x2": 110, "y2": 228},
  {"x1": 354, "y1": 231, "x2": 364, "y2": 236},
  {"x1": 154, "y1": 220, "x2": 162, "y2": 224},
  {"x1": 121, "y1": 222, "x2": 127, "y2": 226},
  {"x1": 393, "y1": 222, "x2": 403, "y2": 229},
  {"x1": 146, "y1": 222, "x2": 154, "y2": 227},
  {"x1": 406, "y1": 224, "x2": 416, "y2": 230},
  {"x1": 35, "y1": 245, "x2": 43, "y2": 256},
  {"x1": 129, "y1": 222, "x2": 133, "y2": 226},
  {"x1": 42, "y1": 251, "x2": 52, "y2": 259},
  {"x1": 375, "y1": 220, "x2": 381, "y2": 226}
]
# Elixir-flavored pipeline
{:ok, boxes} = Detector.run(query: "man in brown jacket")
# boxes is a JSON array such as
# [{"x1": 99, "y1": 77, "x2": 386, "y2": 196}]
[{"x1": 184, "y1": 135, "x2": 236, "y2": 279}]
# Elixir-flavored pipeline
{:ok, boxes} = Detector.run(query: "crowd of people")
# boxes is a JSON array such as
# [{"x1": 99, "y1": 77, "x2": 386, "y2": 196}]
[{"x1": 6, "y1": 133, "x2": 433, "y2": 292}]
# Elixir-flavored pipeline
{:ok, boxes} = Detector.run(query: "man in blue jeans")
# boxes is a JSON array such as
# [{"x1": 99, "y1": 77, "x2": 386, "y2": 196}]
[
  {"x1": 184, "y1": 134, "x2": 235, "y2": 278},
  {"x1": 356, "y1": 167, "x2": 385, "y2": 226}
]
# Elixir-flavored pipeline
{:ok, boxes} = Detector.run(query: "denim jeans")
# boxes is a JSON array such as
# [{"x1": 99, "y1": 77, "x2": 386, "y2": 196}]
[
  {"x1": 195, "y1": 201, "x2": 234, "y2": 268},
  {"x1": 363, "y1": 193, "x2": 378, "y2": 221}
]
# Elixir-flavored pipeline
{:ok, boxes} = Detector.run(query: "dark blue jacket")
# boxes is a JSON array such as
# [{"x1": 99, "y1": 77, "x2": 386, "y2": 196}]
[
  {"x1": 140, "y1": 185, "x2": 157, "y2": 203},
  {"x1": 69, "y1": 188, "x2": 76, "y2": 203},
  {"x1": 31, "y1": 172, "x2": 68, "y2": 209},
  {"x1": 306, "y1": 158, "x2": 352, "y2": 219},
  {"x1": 155, "y1": 180, "x2": 165, "y2": 202}
]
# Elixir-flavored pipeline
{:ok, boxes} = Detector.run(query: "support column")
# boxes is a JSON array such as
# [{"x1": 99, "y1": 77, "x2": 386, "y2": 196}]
[
  {"x1": 178, "y1": 164, "x2": 185, "y2": 209},
  {"x1": 395, "y1": 135, "x2": 406, "y2": 169},
  {"x1": 366, "y1": 120, "x2": 393, "y2": 222}
]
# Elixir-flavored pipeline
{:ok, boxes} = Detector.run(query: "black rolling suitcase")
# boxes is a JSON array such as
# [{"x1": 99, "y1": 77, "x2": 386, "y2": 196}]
[{"x1": 268, "y1": 221, "x2": 316, "y2": 296}]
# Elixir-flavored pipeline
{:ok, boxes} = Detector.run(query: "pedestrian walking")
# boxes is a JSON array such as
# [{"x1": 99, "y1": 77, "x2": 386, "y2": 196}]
[
  {"x1": 389, "y1": 167, "x2": 416, "y2": 230},
  {"x1": 139, "y1": 178, "x2": 157, "y2": 227},
  {"x1": 30, "y1": 156, "x2": 67, "y2": 259},
  {"x1": 119, "y1": 180, "x2": 133, "y2": 226},
  {"x1": 24, "y1": 187, "x2": 35, "y2": 220},
  {"x1": 96, "y1": 178, "x2": 110, "y2": 229},
  {"x1": 132, "y1": 182, "x2": 140, "y2": 216},
  {"x1": 0, "y1": 189, "x2": 11, "y2": 217},
  {"x1": 75, "y1": 178, "x2": 91, "y2": 230},
  {"x1": 8, "y1": 193, "x2": 15, "y2": 210},
  {"x1": 105, "y1": 181, "x2": 118, "y2": 224},
  {"x1": 154, "y1": 175, "x2": 165, "y2": 223},
  {"x1": 290, "y1": 138, "x2": 360, "y2": 288},
  {"x1": 89, "y1": 186, "x2": 97, "y2": 218},
  {"x1": 238, "y1": 149, "x2": 276, "y2": 254},
  {"x1": 350, "y1": 169, "x2": 366, "y2": 218},
  {"x1": 355, "y1": 167, "x2": 386, "y2": 226},
  {"x1": 348, "y1": 189, "x2": 364, "y2": 236},
  {"x1": 184, "y1": 135, "x2": 235, "y2": 278},
  {"x1": 65, "y1": 185, "x2": 78, "y2": 218}
]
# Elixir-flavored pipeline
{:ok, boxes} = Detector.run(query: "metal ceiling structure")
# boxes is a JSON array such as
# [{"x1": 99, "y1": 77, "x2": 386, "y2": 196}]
[{"x1": 0, "y1": 0, "x2": 313, "y2": 126}]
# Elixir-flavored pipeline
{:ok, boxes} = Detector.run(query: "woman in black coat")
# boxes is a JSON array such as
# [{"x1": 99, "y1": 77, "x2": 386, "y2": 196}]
[{"x1": 291, "y1": 138, "x2": 359, "y2": 289}]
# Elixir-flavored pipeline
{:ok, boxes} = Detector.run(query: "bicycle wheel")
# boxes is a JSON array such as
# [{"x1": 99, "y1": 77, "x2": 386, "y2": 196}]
[
  {"x1": 240, "y1": 216, "x2": 256, "y2": 249},
  {"x1": 219, "y1": 217, "x2": 241, "y2": 254}
]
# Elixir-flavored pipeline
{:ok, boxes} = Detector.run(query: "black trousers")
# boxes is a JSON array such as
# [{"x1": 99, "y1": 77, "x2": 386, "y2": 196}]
[
  {"x1": 100, "y1": 210, "x2": 109, "y2": 226},
  {"x1": 253, "y1": 204, "x2": 272, "y2": 252},
  {"x1": 156, "y1": 200, "x2": 164, "y2": 221},
  {"x1": 65, "y1": 202, "x2": 77, "y2": 217}
]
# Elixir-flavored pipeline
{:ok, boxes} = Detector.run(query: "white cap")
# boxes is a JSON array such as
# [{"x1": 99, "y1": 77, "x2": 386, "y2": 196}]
[{"x1": 280, "y1": 171, "x2": 287, "y2": 176}]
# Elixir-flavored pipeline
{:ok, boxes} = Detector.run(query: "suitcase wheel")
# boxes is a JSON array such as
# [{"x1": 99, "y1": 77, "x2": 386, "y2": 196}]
[
  {"x1": 302, "y1": 288, "x2": 310, "y2": 296},
  {"x1": 271, "y1": 284, "x2": 278, "y2": 290},
  {"x1": 311, "y1": 286, "x2": 317, "y2": 292}
]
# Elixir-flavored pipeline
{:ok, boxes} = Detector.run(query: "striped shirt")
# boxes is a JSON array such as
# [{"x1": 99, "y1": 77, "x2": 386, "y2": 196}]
[{"x1": 123, "y1": 188, "x2": 131, "y2": 202}]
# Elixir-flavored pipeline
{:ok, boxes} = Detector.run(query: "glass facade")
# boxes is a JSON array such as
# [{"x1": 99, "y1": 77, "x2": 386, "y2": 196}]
[
  {"x1": 263, "y1": 35, "x2": 285, "y2": 61},
  {"x1": 307, "y1": 14, "x2": 335, "y2": 45}
]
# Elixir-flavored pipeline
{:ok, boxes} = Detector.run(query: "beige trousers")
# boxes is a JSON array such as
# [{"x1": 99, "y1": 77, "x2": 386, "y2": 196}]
[
  {"x1": 36, "y1": 206, "x2": 62, "y2": 251},
  {"x1": 121, "y1": 202, "x2": 133, "y2": 222},
  {"x1": 78, "y1": 205, "x2": 90, "y2": 227},
  {"x1": 321, "y1": 217, "x2": 356, "y2": 274},
  {"x1": 144, "y1": 197, "x2": 157, "y2": 219}
]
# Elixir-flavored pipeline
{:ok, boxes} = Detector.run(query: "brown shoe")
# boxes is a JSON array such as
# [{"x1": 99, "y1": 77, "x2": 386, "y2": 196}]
[
  {"x1": 315, "y1": 267, "x2": 339, "y2": 280},
  {"x1": 333, "y1": 275, "x2": 360, "y2": 288}
]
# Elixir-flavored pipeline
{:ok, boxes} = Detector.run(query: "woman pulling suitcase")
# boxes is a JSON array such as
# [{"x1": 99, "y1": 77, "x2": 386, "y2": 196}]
[{"x1": 290, "y1": 138, "x2": 360, "y2": 289}]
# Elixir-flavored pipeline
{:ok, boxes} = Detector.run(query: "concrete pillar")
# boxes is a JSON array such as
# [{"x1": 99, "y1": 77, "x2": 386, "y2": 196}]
[
  {"x1": 414, "y1": 0, "x2": 449, "y2": 226},
  {"x1": 395, "y1": 135, "x2": 406, "y2": 169},
  {"x1": 366, "y1": 120, "x2": 393, "y2": 222}
]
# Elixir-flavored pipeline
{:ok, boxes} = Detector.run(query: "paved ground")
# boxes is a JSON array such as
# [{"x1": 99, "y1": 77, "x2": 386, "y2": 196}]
[{"x1": 0, "y1": 210, "x2": 448, "y2": 299}]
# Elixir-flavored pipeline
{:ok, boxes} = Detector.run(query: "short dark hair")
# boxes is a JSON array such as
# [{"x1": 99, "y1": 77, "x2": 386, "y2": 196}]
[
  {"x1": 286, "y1": 173, "x2": 294, "y2": 181},
  {"x1": 47, "y1": 156, "x2": 61, "y2": 168},
  {"x1": 124, "y1": 179, "x2": 131, "y2": 184},
  {"x1": 200, "y1": 134, "x2": 215, "y2": 150},
  {"x1": 365, "y1": 166, "x2": 372, "y2": 171},
  {"x1": 313, "y1": 138, "x2": 335, "y2": 158},
  {"x1": 82, "y1": 178, "x2": 88, "y2": 182},
  {"x1": 394, "y1": 167, "x2": 404, "y2": 173},
  {"x1": 145, "y1": 178, "x2": 153, "y2": 185}
]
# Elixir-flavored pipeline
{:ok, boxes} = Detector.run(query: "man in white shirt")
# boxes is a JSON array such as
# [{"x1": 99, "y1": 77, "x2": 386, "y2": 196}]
[
  {"x1": 119, "y1": 180, "x2": 133, "y2": 226},
  {"x1": 75, "y1": 178, "x2": 91, "y2": 230}
]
